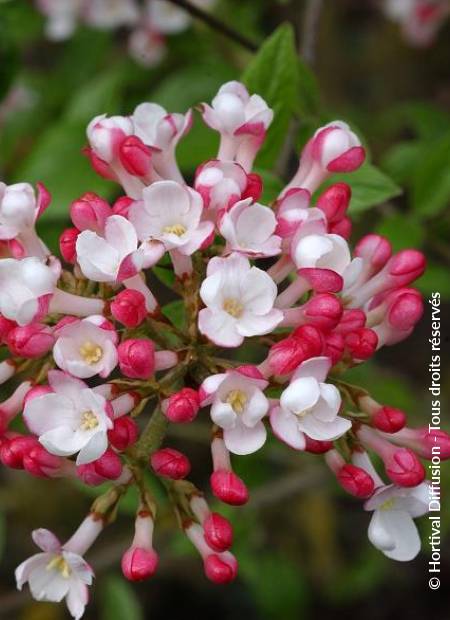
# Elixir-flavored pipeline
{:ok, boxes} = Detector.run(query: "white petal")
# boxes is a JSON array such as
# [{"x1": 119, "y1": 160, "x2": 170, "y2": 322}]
[
  {"x1": 292, "y1": 356, "x2": 332, "y2": 383},
  {"x1": 24, "y1": 394, "x2": 77, "y2": 436},
  {"x1": 76, "y1": 431, "x2": 108, "y2": 465},
  {"x1": 32, "y1": 529, "x2": 61, "y2": 553},
  {"x1": 369, "y1": 510, "x2": 421, "y2": 561},
  {"x1": 270, "y1": 406, "x2": 305, "y2": 450},
  {"x1": 198, "y1": 308, "x2": 243, "y2": 348},
  {"x1": 236, "y1": 309, "x2": 282, "y2": 337},
  {"x1": 280, "y1": 377, "x2": 320, "y2": 415},
  {"x1": 224, "y1": 419, "x2": 267, "y2": 455},
  {"x1": 210, "y1": 400, "x2": 237, "y2": 429},
  {"x1": 298, "y1": 413, "x2": 351, "y2": 441}
]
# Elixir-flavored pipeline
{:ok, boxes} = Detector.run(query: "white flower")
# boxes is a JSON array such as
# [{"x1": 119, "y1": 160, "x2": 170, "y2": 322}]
[
  {"x1": 84, "y1": 0, "x2": 140, "y2": 29},
  {"x1": 198, "y1": 253, "x2": 282, "y2": 347},
  {"x1": 209, "y1": 370, "x2": 269, "y2": 455},
  {"x1": 76, "y1": 214, "x2": 139, "y2": 282},
  {"x1": 36, "y1": 0, "x2": 83, "y2": 41},
  {"x1": 194, "y1": 160, "x2": 249, "y2": 217},
  {"x1": 15, "y1": 528, "x2": 93, "y2": 620},
  {"x1": 219, "y1": 199, "x2": 281, "y2": 257},
  {"x1": 24, "y1": 370, "x2": 113, "y2": 465},
  {"x1": 0, "y1": 182, "x2": 36, "y2": 239},
  {"x1": 128, "y1": 27, "x2": 166, "y2": 68},
  {"x1": 364, "y1": 482, "x2": 429, "y2": 561},
  {"x1": 147, "y1": 0, "x2": 191, "y2": 33},
  {"x1": 201, "y1": 81, "x2": 273, "y2": 170},
  {"x1": 270, "y1": 357, "x2": 350, "y2": 448},
  {"x1": 0, "y1": 257, "x2": 57, "y2": 325},
  {"x1": 53, "y1": 316, "x2": 118, "y2": 379},
  {"x1": 87, "y1": 114, "x2": 133, "y2": 164},
  {"x1": 129, "y1": 180, "x2": 213, "y2": 255}
]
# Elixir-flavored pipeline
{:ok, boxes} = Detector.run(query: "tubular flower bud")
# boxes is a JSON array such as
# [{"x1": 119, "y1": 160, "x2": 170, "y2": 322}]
[
  {"x1": 76, "y1": 449, "x2": 123, "y2": 486},
  {"x1": 344, "y1": 328, "x2": 378, "y2": 361},
  {"x1": 358, "y1": 396, "x2": 406, "y2": 433},
  {"x1": 150, "y1": 448, "x2": 191, "y2": 479},
  {"x1": 118, "y1": 338, "x2": 155, "y2": 379},
  {"x1": 162, "y1": 388, "x2": 200, "y2": 423},
  {"x1": 203, "y1": 513, "x2": 234, "y2": 553},
  {"x1": 316, "y1": 182, "x2": 351, "y2": 224},
  {"x1": 210, "y1": 470, "x2": 249, "y2": 506},
  {"x1": 111, "y1": 289, "x2": 147, "y2": 327},
  {"x1": 59, "y1": 227, "x2": 80, "y2": 263},
  {"x1": 70, "y1": 193, "x2": 111, "y2": 233},
  {"x1": 184, "y1": 522, "x2": 238, "y2": 584},
  {"x1": 6, "y1": 324, "x2": 54, "y2": 358},
  {"x1": 386, "y1": 426, "x2": 450, "y2": 461},
  {"x1": 119, "y1": 135, "x2": 153, "y2": 177},
  {"x1": 108, "y1": 416, "x2": 139, "y2": 451}
]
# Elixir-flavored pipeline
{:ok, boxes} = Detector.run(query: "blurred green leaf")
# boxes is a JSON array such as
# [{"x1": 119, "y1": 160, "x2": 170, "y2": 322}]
[
  {"x1": 411, "y1": 131, "x2": 450, "y2": 217},
  {"x1": 381, "y1": 141, "x2": 423, "y2": 185},
  {"x1": 376, "y1": 213, "x2": 424, "y2": 251},
  {"x1": 255, "y1": 167, "x2": 284, "y2": 203},
  {"x1": 318, "y1": 163, "x2": 402, "y2": 213},
  {"x1": 416, "y1": 262, "x2": 450, "y2": 299},
  {"x1": 242, "y1": 23, "x2": 301, "y2": 168},
  {"x1": 100, "y1": 575, "x2": 143, "y2": 620},
  {"x1": 162, "y1": 300, "x2": 186, "y2": 330}
]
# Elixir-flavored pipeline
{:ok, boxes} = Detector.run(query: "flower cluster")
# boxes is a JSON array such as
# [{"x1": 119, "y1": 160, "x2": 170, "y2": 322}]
[
  {"x1": 0, "y1": 79, "x2": 447, "y2": 619},
  {"x1": 35, "y1": 0, "x2": 215, "y2": 66},
  {"x1": 383, "y1": 0, "x2": 449, "y2": 46}
]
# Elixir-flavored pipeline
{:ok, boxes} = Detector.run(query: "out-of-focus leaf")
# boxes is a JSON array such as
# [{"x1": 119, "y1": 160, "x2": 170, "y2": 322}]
[
  {"x1": 381, "y1": 101, "x2": 450, "y2": 140},
  {"x1": 0, "y1": 511, "x2": 5, "y2": 561},
  {"x1": 255, "y1": 167, "x2": 284, "y2": 203},
  {"x1": 381, "y1": 141, "x2": 424, "y2": 185},
  {"x1": 242, "y1": 23, "x2": 301, "y2": 168},
  {"x1": 416, "y1": 262, "x2": 450, "y2": 299},
  {"x1": 411, "y1": 131, "x2": 450, "y2": 217},
  {"x1": 100, "y1": 575, "x2": 143, "y2": 620},
  {"x1": 376, "y1": 213, "x2": 424, "y2": 251},
  {"x1": 318, "y1": 163, "x2": 402, "y2": 213}
]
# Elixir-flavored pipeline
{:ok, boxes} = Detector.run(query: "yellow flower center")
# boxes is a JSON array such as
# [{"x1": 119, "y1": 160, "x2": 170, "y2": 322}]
[
  {"x1": 79, "y1": 341, "x2": 103, "y2": 365},
  {"x1": 295, "y1": 407, "x2": 312, "y2": 419},
  {"x1": 226, "y1": 389, "x2": 247, "y2": 414},
  {"x1": 46, "y1": 555, "x2": 71, "y2": 579},
  {"x1": 223, "y1": 298, "x2": 243, "y2": 318},
  {"x1": 379, "y1": 498, "x2": 396, "y2": 511},
  {"x1": 163, "y1": 224, "x2": 187, "y2": 237},
  {"x1": 80, "y1": 410, "x2": 99, "y2": 431}
]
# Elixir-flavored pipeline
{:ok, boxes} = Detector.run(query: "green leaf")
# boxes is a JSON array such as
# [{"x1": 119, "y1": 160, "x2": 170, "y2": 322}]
[
  {"x1": 376, "y1": 213, "x2": 424, "y2": 251},
  {"x1": 317, "y1": 163, "x2": 402, "y2": 213},
  {"x1": 411, "y1": 131, "x2": 450, "y2": 217},
  {"x1": 162, "y1": 300, "x2": 186, "y2": 330},
  {"x1": 254, "y1": 168, "x2": 284, "y2": 203},
  {"x1": 381, "y1": 141, "x2": 424, "y2": 185},
  {"x1": 416, "y1": 262, "x2": 450, "y2": 299},
  {"x1": 242, "y1": 23, "x2": 302, "y2": 168},
  {"x1": 100, "y1": 575, "x2": 143, "y2": 620}
]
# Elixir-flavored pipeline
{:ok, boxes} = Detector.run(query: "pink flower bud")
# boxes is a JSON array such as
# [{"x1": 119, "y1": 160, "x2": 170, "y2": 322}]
[
  {"x1": 119, "y1": 136, "x2": 153, "y2": 177},
  {"x1": 24, "y1": 385, "x2": 53, "y2": 406},
  {"x1": 83, "y1": 146, "x2": 116, "y2": 180},
  {"x1": 301, "y1": 293, "x2": 343, "y2": 331},
  {"x1": 323, "y1": 331, "x2": 345, "y2": 364},
  {"x1": 344, "y1": 328, "x2": 378, "y2": 360},
  {"x1": 108, "y1": 416, "x2": 139, "y2": 451},
  {"x1": 70, "y1": 192, "x2": 111, "y2": 233},
  {"x1": 311, "y1": 122, "x2": 365, "y2": 172},
  {"x1": 59, "y1": 227, "x2": 80, "y2": 263},
  {"x1": 373, "y1": 406, "x2": 406, "y2": 433},
  {"x1": 316, "y1": 182, "x2": 351, "y2": 223},
  {"x1": 112, "y1": 196, "x2": 134, "y2": 218},
  {"x1": 118, "y1": 338, "x2": 155, "y2": 379},
  {"x1": 329, "y1": 216, "x2": 352, "y2": 239},
  {"x1": 150, "y1": 448, "x2": 191, "y2": 480},
  {"x1": 121, "y1": 547, "x2": 159, "y2": 581},
  {"x1": 389, "y1": 427, "x2": 450, "y2": 460},
  {"x1": 163, "y1": 388, "x2": 200, "y2": 424},
  {"x1": 298, "y1": 267, "x2": 343, "y2": 293},
  {"x1": 0, "y1": 315, "x2": 17, "y2": 342},
  {"x1": 6, "y1": 324, "x2": 54, "y2": 358},
  {"x1": 210, "y1": 470, "x2": 249, "y2": 506},
  {"x1": 0, "y1": 435, "x2": 37, "y2": 469},
  {"x1": 87, "y1": 114, "x2": 133, "y2": 163},
  {"x1": 269, "y1": 325, "x2": 323, "y2": 376},
  {"x1": 387, "y1": 290, "x2": 424, "y2": 331},
  {"x1": 23, "y1": 444, "x2": 62, "y2": 478},
  {"x1": 337, "y1": 464, "x2": 375, "y2": 498},
  {"x1": 77, "y1": 449, "x2": 123, "y2": 486},
  {"x1": 385, "y1": 447, "x2": 425, "y2": 487},
  {"x1": 204, "y1": 553, "x2": 238, "y2": 584},
  {"x1": 304, "y1": 436, "x2": 333, "y2": 454},
  {"x1": 241, "y1": 172, "x2": 263, "y2": 202},
  {"x1": 203, "y1": 513, "x2": 233, "y2": 552},
  {"x1": 388, "y1": 249, "x2": 426, "y2": 284},
  {"x1": 111, "y1": 289, "x2": 147, "y2": 328},
  {"x1": 354, "y1": 234, "x2": 392, "y2": 272},
  {"x1": 334, "y1": 309, "x2": 366, "y2": 334}
]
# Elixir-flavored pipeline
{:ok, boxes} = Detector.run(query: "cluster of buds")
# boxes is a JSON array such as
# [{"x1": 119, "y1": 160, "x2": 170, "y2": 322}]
[
  {"x1": 383, "y1": 0, "x2": 449, "y2": 46},
  {"x1": 0, "y1": 79, "x2": 446, "y2": 619},
  {"x1": 35, "y1": 0, "x2": 216, "y2": 67}
]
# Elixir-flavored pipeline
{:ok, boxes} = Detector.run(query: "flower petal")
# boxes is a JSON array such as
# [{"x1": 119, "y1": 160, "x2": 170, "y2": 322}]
[{"x1": 224, "y1": 419, "x2": 267, "y2": 455}]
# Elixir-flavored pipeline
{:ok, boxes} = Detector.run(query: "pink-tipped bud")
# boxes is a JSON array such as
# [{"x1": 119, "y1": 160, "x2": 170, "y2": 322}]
[
  {"x1": 108, "y1": 416, "x2": 139, "y2": 451},
  {"x1": 23, "y1": 444, "x2": 62, "y2": 478},
  {"x1": 119, "y1": 136, "x2": 153, "y2": 177},
  {"x1": 24, "y1": 385, "x2": 53, "y2": 406},
  {"x1": 111, "y1": 289, "x2": 147, "y2": 328},
  {"x1": 385, "y1": 447, "x2": 425, "y2": 487},
  {"x1": 373, "y1": 406, "x2": 406, "y2": 433},
  {"x1": 163, "y1": 388, "x2": 200, "y2": 424},
  {"x1": 204, "y1": 553, "x2": 238, "y2": 584},
  {"x1": 304, "y1": 436, "x2": 333, "y2": 454},
  {"x1": 316, "y1": 182, "x2": 351, "y2": 223},
  {"x1": 83, "y1": 146, "x2": 116, "y2": 180},
  {"x1": 324, "y1": 331, "x2": 345, "y2": 365},
  {"x1": 112, "y1": 196, "x2": 134, "y2": 218},
  {"x1": 387, "y1": 290, "x2": 424, "y2": 331},
  {"x1": 344, "y1": 328, "x2": 378, "y2": 360},
  {"x1": 70, "y1": 192, "x2": 111, "y2": 233},
  {"x1": 117, "y1": 338, "x2": 155, "y2": 379},
  {"x1": 150, "y1": 448, "x2": 191, "y2": 480},
  {"x1": 354, "y1": 234, "x2": 392, "y2": 272},
  {"x1": 210, "y1": 470, "x2": 249, "y2": 506},
  {"x1": 242, "y1": 172, "x2": 263, "y2": 202},
  {"x1": 387, "y1": 249, "x2": 426, "y2": 285},
  {"x1": 6, "y1": 324, "x2": 54, "y2": 358},
  {"x1": 77, "y1": 449, "x2": 123, "y2": 486},
  {"x1": 269, "y1": 325, "x2": 323, "y2": 376},
  {"x1": 121, "y1": 547, "x2": 159, "y2": 581},
  {"x1": 298, "y1": 267, "x2": 343, "y2": 293},
  {"x1": 335, "y1": 309, "x2": 366, "y2": 334},
  {"x1": 301, "y1": 293, "x2": 343, "y2": 331},
  {"x1": 203, "y1": 513, "x2": 233, "y2": 552},
  {"x1": 329, "y1": 216, "x2": 352, "y2": 239},
  {"x1": 398, "y1": 427, "x2": 450, "y2": 460},
  {"x1": 59, "y1": 227, "x2": 80, "y2": 263},
  {"x1": 312, "y1": 123, "x2": 365, "y2": 173},
  {"x1": 337, "y1": 464, "x2": 375, "y2": 498}
]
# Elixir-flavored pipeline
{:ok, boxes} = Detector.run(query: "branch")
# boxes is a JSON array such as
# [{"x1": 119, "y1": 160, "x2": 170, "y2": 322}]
[
  {"x1": 300, "y1": 0, "x2": 323, "y2": 65},
  {"x1": 165, "y1": 0, "x2": 258, "y2": 52}
]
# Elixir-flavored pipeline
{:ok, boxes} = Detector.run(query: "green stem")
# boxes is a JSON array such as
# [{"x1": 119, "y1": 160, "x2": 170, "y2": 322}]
[{"x1": 133, "y1": 406, "x2": 168, "y2": 463}]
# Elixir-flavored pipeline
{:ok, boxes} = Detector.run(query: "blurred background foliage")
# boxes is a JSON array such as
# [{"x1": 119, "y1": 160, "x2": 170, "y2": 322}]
[{"x1": 0, "y1": 0, "x2": 449, "y2": 618}]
